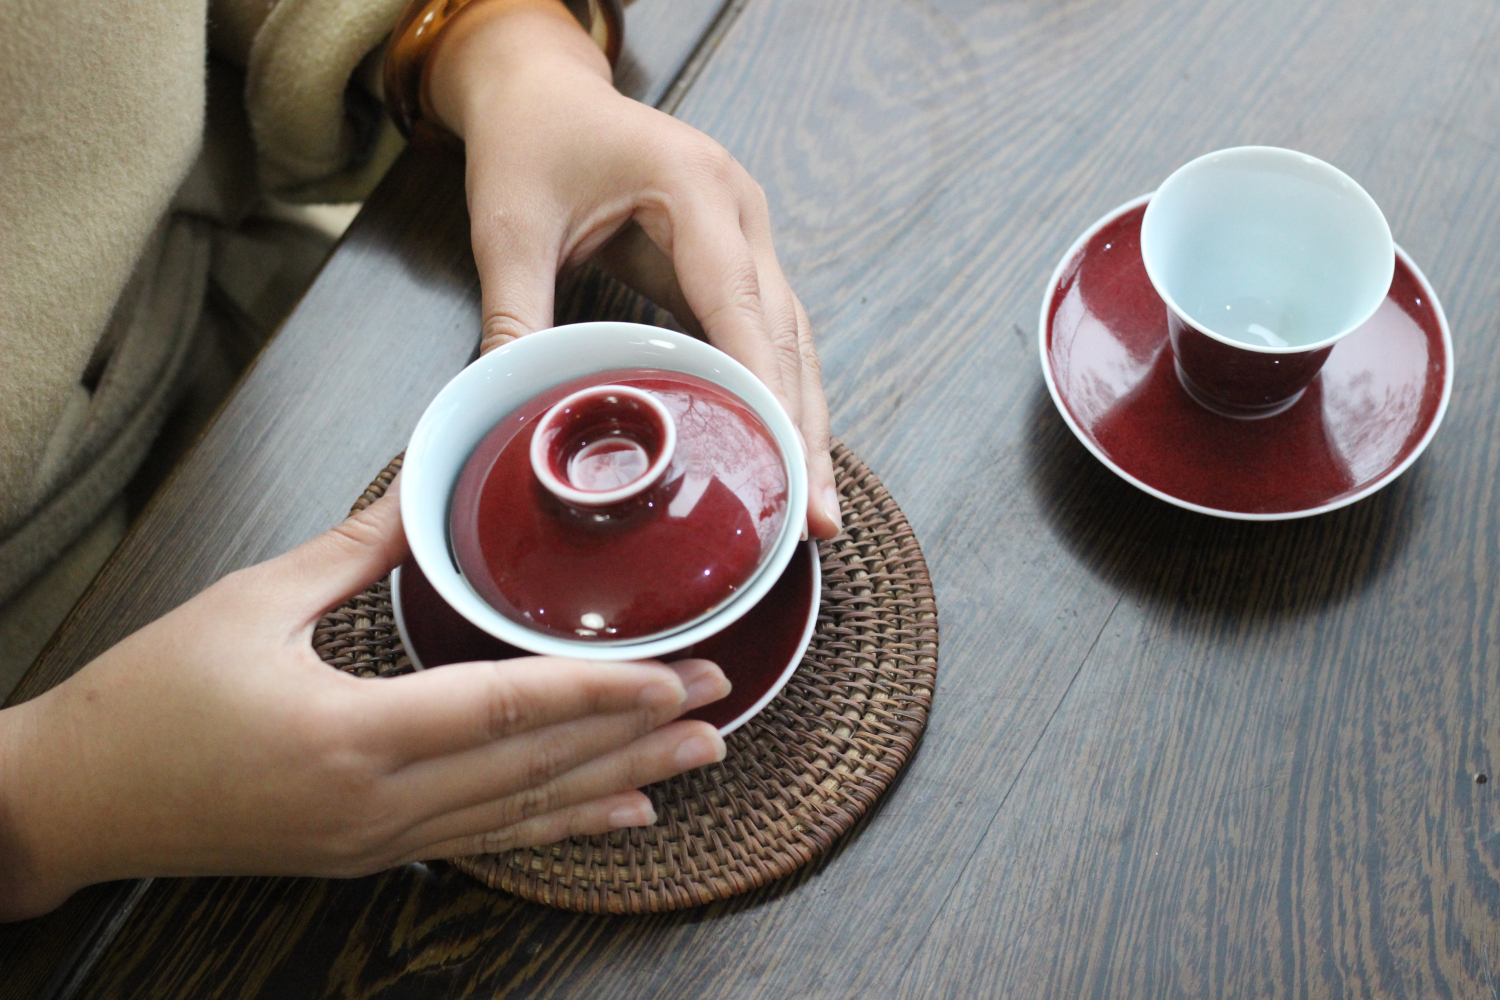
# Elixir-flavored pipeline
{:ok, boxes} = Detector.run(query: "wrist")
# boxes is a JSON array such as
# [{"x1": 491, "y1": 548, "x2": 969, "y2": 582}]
[
  {"x1": 385, "y1": 0, "x2": 619, "y2": 140},
  {"x1": 427, "y1": 0, "x2": 613, "y2": 139},
  {"x1": 0, "y1": 694, "x2": 96, "y2": 920}
]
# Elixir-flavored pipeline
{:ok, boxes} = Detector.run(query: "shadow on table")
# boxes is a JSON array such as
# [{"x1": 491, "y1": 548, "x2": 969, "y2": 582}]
[{"x1": 1019, "y1": 381, "x2": 1424, "y2": 618}]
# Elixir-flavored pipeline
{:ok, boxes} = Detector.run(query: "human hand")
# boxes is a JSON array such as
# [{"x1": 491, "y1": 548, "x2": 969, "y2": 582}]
[
  {"x1": 424, "y1": 0, "x2": 842, "y2": 538},
  {"x1": 0, "y1": 486, "x2": 728, "y2": 920}
]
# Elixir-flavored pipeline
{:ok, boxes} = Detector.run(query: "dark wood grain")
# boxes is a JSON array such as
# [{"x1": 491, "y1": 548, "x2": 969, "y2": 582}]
[{"x1": 11, "y1": 0, "x2": 1500, "y2": 996}]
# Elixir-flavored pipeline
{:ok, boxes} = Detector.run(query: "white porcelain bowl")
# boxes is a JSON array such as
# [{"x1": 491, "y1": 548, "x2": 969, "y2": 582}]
[
  {"x1": 401, "y1": 322, "x2": 808, "y2": 661},
  {"x1": 1140, "y1": 145, "x2": 1394, "y2": 352}
]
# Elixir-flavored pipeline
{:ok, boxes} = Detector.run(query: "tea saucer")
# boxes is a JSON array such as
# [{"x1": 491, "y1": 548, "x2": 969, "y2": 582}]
[
  {"x1": 1039, "y1": 195, "x2": 1453, "y2": 519},
  {"x1": 391, "y1": 541, "x2": 821, "y2": 735}
]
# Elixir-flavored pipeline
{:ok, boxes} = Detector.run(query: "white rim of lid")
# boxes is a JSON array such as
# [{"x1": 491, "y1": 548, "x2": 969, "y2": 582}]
[{"x1": 529, "y1": 384, "x2": 677, "y2": 507}]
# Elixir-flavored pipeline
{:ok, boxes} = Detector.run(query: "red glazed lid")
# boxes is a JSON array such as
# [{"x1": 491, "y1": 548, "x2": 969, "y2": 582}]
[{"x1": 448, "y1": 368, "x2": 790, "y2": 642}]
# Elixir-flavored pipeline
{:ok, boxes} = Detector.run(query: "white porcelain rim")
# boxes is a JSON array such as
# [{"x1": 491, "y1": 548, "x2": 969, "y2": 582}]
[
  {"x1": 1139, "y1": 146, "x2": 1396, "y2": 355},
  {"x1": 528, "y1": 384, "x2": 677, "y2": 507},
  {"x1": 715, "y1": 540, "x2": 821, "y2": 735}
]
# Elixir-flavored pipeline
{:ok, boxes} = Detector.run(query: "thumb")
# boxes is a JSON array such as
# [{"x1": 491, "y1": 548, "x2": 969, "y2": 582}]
[
  {"x1": 261, "y1": 485, "x2": 409, "y2": 622},
  {"x1": 472, "y1": 211, "x2": 562, "y2": 355}
]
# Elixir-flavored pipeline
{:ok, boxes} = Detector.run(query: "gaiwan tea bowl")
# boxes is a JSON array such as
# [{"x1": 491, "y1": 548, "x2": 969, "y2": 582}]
[{"x1": 399, "y1": 322, "x2": 810, "y2": 665}]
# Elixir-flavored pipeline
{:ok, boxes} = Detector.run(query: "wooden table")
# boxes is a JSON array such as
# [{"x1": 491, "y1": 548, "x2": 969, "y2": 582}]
[{"x1": 6, "y1": 0, "x2": 1500, "y2": 995}]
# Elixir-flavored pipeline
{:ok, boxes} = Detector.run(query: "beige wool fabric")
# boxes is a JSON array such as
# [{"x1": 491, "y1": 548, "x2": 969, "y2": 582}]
[{"x1": 0, "y1": 0, "x2": 407, "y2": 610}]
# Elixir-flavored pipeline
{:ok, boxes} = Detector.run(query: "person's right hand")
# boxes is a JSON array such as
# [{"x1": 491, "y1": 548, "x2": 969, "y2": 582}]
[
  {"x1": 423, "y1": 0, "x2": 843, "y2": 539},
  {"x1": 0, "y1": 486, "x2": 729, "y2": 921}
]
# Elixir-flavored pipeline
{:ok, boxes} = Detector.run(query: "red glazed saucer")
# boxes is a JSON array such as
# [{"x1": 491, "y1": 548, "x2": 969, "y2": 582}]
[
  {"x1": 1040, "y1": 196, "x2": 1453, "y2": 519},
  {"x1": 391, "y1": 541, "x2": 821, "y2": 735}
]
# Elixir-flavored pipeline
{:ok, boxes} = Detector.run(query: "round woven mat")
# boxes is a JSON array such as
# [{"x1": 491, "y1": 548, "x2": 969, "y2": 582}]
[{"x1": 314, "y1": 441, "x2": 938, "y2": 913}]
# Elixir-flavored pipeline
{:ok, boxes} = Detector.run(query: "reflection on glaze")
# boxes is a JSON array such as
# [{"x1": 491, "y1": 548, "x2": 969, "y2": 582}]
[
  {"x1": 653, "y1": 385, "x2": 789, "y2": 552},
  {"x1": 1050, "y1": 269, "x2": 1157, "y2": 426},
  {"x1": 1320, "y1": 298, "x2": 1429, "y2": 483}
]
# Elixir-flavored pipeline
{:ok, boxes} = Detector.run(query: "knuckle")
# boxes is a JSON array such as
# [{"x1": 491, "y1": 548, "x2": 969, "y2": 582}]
[
  {"x1": 768, "y1": 305, "x2": 801, "y2": 355},
  {"x1": 473, "y1": 825, "x2": 520, "y2": 855},
  {"x1": 739, "y1": 180, "x2": 772, "y2": 230},
  {"x1": 324, "y1": 508, "x2": 385, "y2": 557},
  {"x1": 748, "y1": 179, "x2": 770, "y2": 212},
  {"x1": 267, "y1": 696, "x2": 406, "y2": 872},
  {"x1": 804, "y1": 406, "x2": 833, "y2": 451},
  {"x1": 622, "y1": 742, "x2": 665, "y2": 789},
  {"x1": 519, "y1": 728, "x2": 582, "y2": 791},
  {"x1": 301, "y1": 699, "x2": 381, "y2": 785},
  {"x1": 321, "y1": 746, "x2": 383, "y2": 811},
  {"x1": 798, "y1": 332, "x2": 825, "y2": 373},
  {"x1": 308, "y1": 767, "x2": 394, "y2": 865},
  {"x1": 566, "y1": 806, "x2": 609, "y2": 841},
  {"x1": 480, "y1": 312, "x2": 531, "y2": 353},
  {"x1": 521, "y1": 737, "x2": 568, "y2": 792},
  {"x1": 579, "y1": 670, "x2": 616, "y2": 717},
  {"x1": 699, "y1": 261, "x2": 764, "y2": 330},
  {"x1": 482, "y1": 668, "x2": 534, "y2": 739},
  {"x1": 680, "y1": 137, "x2": 739, "y2": 186},
  {"x1": 320, "y1": 824, "x2": 383, "y2": 872},
  {"x1": 725, "y1": 255, "x2": 762, "y2": 301},
  {"x1": 513, "y1": 780, "x2": 561, "y2": 822},
  {"x1": 804, "y1": 346, "x2": 828, "y2": 389}
]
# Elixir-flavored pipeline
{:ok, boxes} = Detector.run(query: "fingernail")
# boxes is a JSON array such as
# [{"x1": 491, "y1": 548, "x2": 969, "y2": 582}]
[
  {"x1": 684, "y1": 665, "x2": 730, "y2": 707},
  {"x1": 674, "y1": 732, "x2": 726, "y2": 770},
  {"x1": 800, "y1": 522, "x2": 810, "y2": 542},
  {"x1": 823, "y1": 486, "x2": 842, "y2": 531},
  {"x1": 609, "y1": 801, "x2": 657, "y2": 829},
  {"x1": 638, "y1": 678, "x2": 686, "y2": 709},
  {"x1": 669, "y1": 659, "x2": 730, "y2": 708}
]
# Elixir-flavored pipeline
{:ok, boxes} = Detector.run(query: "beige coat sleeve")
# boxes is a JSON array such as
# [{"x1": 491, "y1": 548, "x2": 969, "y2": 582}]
[
  {"x1": 0, "y1": 0, "x2": 208, "y2": 545},
  {"x1": 212, "y1": 0, "x2": 410, "y2": 202},
  {"x1": 0, "y1": 0, "x2": 408, "y2": 604}
]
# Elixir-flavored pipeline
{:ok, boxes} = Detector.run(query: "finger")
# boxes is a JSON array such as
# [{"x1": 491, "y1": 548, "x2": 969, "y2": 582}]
[
  {"x1": 650, "y1": 183, "x2": 788, "y2": 407},
  {"x1": 360, "y1": 657, "x2": 724, "y2": 764},
  {"x1": 399, "y1": 719, "x2": 724, "y2": 851},
  {"x1": 469, "y1": 187, "x2": 563, "y2": 354},
  {"x1": 403, "y1": 790, "x2": 655, "y2": 861},
  {"x1": 735, "y1": 181, "x2": 806, "y2": 428},
  {"x1": 592, "y1": 220, "x2": 703, "y2": 338},
  {"x1": 389, "y1": 661, "x2": 730, "y2": 815},
  {"x1": 251, "y1": 488, "x2": 409, "y2": 623},
  {"x1": 668, "y1": 177, "x2": 832, "y2": 537},
  {"x1": 790, "y1": 294, "x2": 841, "y2": 538}
]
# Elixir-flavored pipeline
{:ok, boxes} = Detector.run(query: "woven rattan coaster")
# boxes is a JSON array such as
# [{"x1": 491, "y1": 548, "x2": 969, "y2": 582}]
[
  {"x1": 311, "y1": 265, "x2": 937, "y2": 912},
  {"x1": 315, "y1": 444, "x2": 937, "y2": 913}
]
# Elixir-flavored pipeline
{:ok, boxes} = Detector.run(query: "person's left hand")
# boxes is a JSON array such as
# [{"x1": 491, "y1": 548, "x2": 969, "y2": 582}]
[
  {"x1": 0, "y1": 487, "x2": 729, "y2": 921},
  {"x1": 424, "y1": 0, "x2": 842, "y2": 539}
]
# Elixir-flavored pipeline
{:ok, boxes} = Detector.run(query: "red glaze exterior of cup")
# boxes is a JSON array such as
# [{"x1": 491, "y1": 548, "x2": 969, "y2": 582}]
[{"x1": 1167, "y1": 310, "x2": 1335, "y2": 418}]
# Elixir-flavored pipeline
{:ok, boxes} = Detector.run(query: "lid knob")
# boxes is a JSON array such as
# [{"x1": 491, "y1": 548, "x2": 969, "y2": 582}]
[{"x1": 529, "y1": 384, "x2": 676, "y2": 507}]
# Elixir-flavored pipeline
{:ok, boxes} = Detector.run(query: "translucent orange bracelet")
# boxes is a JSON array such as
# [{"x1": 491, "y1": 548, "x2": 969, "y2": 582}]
[{"x1": 383, "y1": 0, "x2": 624, "y2": 139}]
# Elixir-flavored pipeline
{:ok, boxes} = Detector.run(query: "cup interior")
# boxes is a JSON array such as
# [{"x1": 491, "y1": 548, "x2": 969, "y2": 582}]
[
  {"x1": 401, "y1": 322, "x2": 808, "y2": 661},
  {"x1": 1140, "y1": 147, "x2": 1394, "y2": 352}
]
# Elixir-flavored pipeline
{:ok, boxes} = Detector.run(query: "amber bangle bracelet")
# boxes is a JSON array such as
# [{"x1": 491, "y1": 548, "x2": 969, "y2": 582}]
[{"x1": 383, "y1": 0, "x2": 623, "y2": 139}]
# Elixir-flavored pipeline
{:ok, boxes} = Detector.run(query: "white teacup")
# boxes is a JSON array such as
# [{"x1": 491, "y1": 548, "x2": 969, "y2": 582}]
[{"x1": 1140, "y1": 146, "x2": 1395, "y2": 417}]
